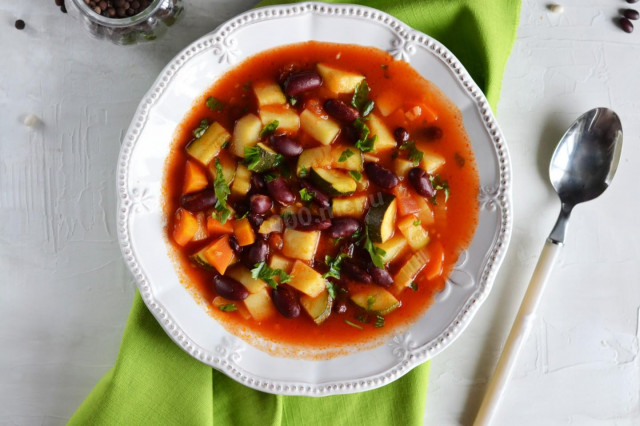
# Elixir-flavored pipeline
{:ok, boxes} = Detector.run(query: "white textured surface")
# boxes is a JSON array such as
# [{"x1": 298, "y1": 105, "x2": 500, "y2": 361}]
[{"x1": 0, "y1": 0, "x2": 638, "y2": 425}]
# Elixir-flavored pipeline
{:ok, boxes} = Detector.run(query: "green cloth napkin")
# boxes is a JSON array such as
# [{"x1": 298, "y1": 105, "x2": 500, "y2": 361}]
[{"x1": 69, "y1": 1, "x2": 519, "y2": 424}]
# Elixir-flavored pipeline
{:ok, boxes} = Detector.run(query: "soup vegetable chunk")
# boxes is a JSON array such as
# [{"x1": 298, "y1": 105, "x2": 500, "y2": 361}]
[{"x1": 165, "y1": 42, "x2": 479, "y2": 348}]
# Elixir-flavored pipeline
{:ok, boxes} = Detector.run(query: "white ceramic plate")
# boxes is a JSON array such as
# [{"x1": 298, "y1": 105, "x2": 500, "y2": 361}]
[{"x1": 117, "y1": 2, "x2": 512, "y2": 396}]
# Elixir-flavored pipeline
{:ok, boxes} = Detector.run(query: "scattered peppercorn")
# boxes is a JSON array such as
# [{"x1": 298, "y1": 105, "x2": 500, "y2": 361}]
[
  {"x1": 83, "y1": 0, "x2": 151, "y2": 18},
  {"x1": 15, "y1": 19, "x2": 25, "y2": 30},
  {"x1": 620, "y1": 17, "x2": 635, "y2": 33},
  {"x1": 624, "y1": 9, "x2": 639, "y2": 20}
]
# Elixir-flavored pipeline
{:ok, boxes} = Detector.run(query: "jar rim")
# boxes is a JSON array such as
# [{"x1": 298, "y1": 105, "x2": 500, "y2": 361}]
[{"x1": 70, "y1": 0, "x2": 164, "y2": 27}]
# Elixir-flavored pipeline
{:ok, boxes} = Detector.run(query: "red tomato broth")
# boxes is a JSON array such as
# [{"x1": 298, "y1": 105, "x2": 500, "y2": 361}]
[{"x1": 163, "y1": 42, "x2": 479, "y2": 352}]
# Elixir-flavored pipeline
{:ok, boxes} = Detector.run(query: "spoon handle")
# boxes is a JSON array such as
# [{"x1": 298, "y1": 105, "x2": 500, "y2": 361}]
[{"x1": 474, "y1": 240, "x2": 562, "y2": 426}]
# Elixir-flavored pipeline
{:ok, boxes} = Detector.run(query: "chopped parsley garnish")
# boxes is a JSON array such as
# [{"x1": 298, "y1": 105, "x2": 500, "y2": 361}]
[
  {"x1": 351, "y1": 227, "x2": 363, "y2": 242},
  {"x1": 413, "y1": 219, "x2": 421, "y2": 226},
  {"x1": 212, "y1": 159, "x2": 231, "y2": 223},
  {"x1": 374, "y1": 315, "x2": 385, "y2": 328},
  {"x1": 299, "y1": 188, "x2": 314, "y2": 203},
  {"x1": 454, "y1": 152, "x2": 466, "y2": 167},
  {"x1": 381, "y1": 64, "x2": 388, "y2": 69},
  {"x1": 299, "y1": 166, "x2": 309, "y2": 178},
  {"x1": 250, "y1": 262, "x2": 292, "y2": 289},
  {"x1": 263, "y1": 172, "x2": 279, "y2": 183},
  {"x1": 400, "y1": 141, "x2": 424, "y2": 166},
  {"x1": 338, "y1": 149, "x2": 354, "y2": 162},
  {"x1": 192, "y1": 119, "x2": 209, "y2": 139},
  {"x1": 351, "y1": 81, "x2": 374, "y2": 116},
  {"x1": 206, "y1": 96, "x2": 225, "y2": 112},
  {"x1": 366, "y1": 295, "x2": 376, "y2": 311},
  {"x1": 323, "y1": 253, "x2": 349, "y2": 280},
  {"x1": 243, "y1": 146, "x2": 283, "y2": 172},
  {"x1": 410, "y1": 281, "x2": 418, "y2": 291},
  {"x1": 332, "y1": 237, "x2": 344, "y2": 246},
  {"x1": 363, "y1": 230, "x2": 386, "y2": 268},
  {"x1": 353, "y1": 117, "x2": 377, "y2": 153},
  {"x1": 260, "y1": 120, "x2": 279, "y2": 138},
  {"x1": 218, "y1": 304, "x2": 237, "y2": 312},
  {"x1": 429, "y1": 174, "x2": 451, "y2": 203},
  {"x1": 221, "y1": 140, "x2": 230, "y2": 149},
  {"x1": 288, "y1": 96, "x2": 298, "y2": 106},
  {"x1": 349, "y1": 170, "x2": 362, "y2": 181},
  {"x1": 345, "y1": 320, "x2": 364, "y2": 330},
  {"x1": 326, "y1": 281, "x2": 338, "y2": 299}
]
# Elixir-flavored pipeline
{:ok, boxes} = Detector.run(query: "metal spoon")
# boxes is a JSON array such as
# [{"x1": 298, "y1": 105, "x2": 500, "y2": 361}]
[{"x1": 474, "y1": 107, "x2": 623, "y2": 425}]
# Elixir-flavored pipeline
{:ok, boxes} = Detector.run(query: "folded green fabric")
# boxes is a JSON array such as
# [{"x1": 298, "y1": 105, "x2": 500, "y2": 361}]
[{"x1": 69, "y1": 1, "x2": 519, "y2": 425}]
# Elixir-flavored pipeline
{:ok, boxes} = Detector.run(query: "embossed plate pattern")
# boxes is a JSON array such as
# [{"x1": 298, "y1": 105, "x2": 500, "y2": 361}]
[{"x1": 116, "y1": 2, "x2": 512, "y2": 395}]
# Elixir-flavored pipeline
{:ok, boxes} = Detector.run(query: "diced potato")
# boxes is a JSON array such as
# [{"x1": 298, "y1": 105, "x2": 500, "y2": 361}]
[
  {"x1": 397, "y1": 215, "x2": 430, "y2": 251},
  {"x1": 296, "y1": 146, "x2": 333, "y2": 175},
  {"x1": 230, "y1": 113, "x2": 262, "y2": 158},
  {"x1": 185, "y1": 122, "x2": 231, "y2": 165},
  {"x1": 316, "y1": 63, "x2": 365, "y2": 94},
  {"x1": 288, "y1": 260, "x2": 326, "y2": 298},
  {"x1": 243, "y1": 288, "x2": 277, "y2": 321},
  {"x1": 393, "y1": 158, "x2": 414, "y2": 179},
  {"x1": 208, "y1": 153, "x2": 236, "y2": 184},
  {"x1": 376, "y1": 91, "x2": 403, "y2": 117},
  {"x1": 225, "y1": 264, "x2": 266, "y2": 293},
  {"x1": 368, "y1": 114, "x2": 396, "y2": 151},
  {"x1": 282, "y1": 228, "x2": 320, "y2": 261},
  {"x1": 332, "y1": 195, "x2": 368, "y2": 218},
  {"x1": 300, "y1": 109, "x2": 341, "y2": 146},
  {"x1": 213, "y1": 296, "x2": 251, "y2": 320},
  {"x1": 231, "y1": 164, "x2": 251, "y2": 197},
  {"x1": 331, "y1": 145, "x2": 363, "y2": 171},
  {"x1": 258, "y1": 215, "x2": 284, "y2": 234},
  {"x1": 269, "y1": 253, "x2": 294, "y2": 274},
  {"x1": 374, "y1": 234, "x2": 409, "y2": 264},
  {"x1": 252, "y1": 80, "x2": 286, "y2": 106},
  {"x1": 259, "y1": 104, "x2": 300, "y2": 133},
  {"x1": 420, "y1": 151, "x2": 446, "y2": 173}
]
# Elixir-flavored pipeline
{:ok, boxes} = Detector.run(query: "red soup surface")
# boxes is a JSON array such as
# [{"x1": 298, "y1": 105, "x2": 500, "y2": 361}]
[{"x1": 164, "y1": 41, "x2": 479, "y2": 353}]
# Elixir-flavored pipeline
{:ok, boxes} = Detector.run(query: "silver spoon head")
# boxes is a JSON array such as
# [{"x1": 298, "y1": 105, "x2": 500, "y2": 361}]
[{"x1": 549, "y1": 107, "x2": 623, "y2": 206}]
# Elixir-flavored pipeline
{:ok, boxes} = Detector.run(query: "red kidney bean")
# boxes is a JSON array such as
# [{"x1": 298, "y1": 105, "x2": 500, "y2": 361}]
[
  {"x1": 269, "y1": 134, "x2": 303, "y2": 157},
  {"x1": 327, "y1": 218, "x2": 360, "y2": 239},
  {"x1": 621, "y1": 17, "x2": 635, "y2": 32},
  {"x1": 408, "y1": 167, "x2": 436, "y2": 198},
  {"x1": 248, "y1": 213, "x2": 265, "y2": 229},
  {"x1": 180, "y1": 188, "x2": 217, "y2": 212},
  {"x1": 341, "y1": 260, "x2": 372, "y2": 283},
  {"x1": 423, "y1": 126, "x2": 443, "y2": 140},
  {"x1": 243, "y1": 239, "x2": 269, "y2": 268},
  {"x1": 283, "y1": 72, "x2": 323, "y2": 96},
  {"x1": 233, "y1": 200, "x2": 250, "y2": 218},
  {"x1": 343, "y1": 125, "x2": 360, "y2": 143},
  {"x1": 301, "y1": 180, "x2": 330, "y2": 208},
  {"x1": 352, "y1": 247, "x2": 374, "y2": 271},
  {"x1": 250, "y1": 173, "x2": 266, "y2": 193},
  {"x1": 272, "y1": 285, "x2": 301, "y2": 318},
  {"x1": 290, "y1": 216, "x2": 332, "y2": 231},
  {"x1": 266, "y1": 177, "x2": 296, "y2": 206},
  {"x1": 228, "y1": 235, "x2": 242, "y2": 256},
  {"x1": 364, "y1": 162, "x2": 399, "y2": 189},
  {"x1": 323, "y1": 99, "x2": 360, "y2": 122},
  {"x1": 625, "y1": 9, "x2": 639, "y2": 19},
  {"x1": 369, "y1": 267, "x2": 394, "y2": 288},
  {"x1": 338, "y1": 242, "x2": 355, "y2": 257},
  {"x1": 250, "y1": 194, "x2": 273, "y2": 214},
  {"x1": 394, "y1": 127, "x2": 410, "y2": 144},
  {"x1": 213, "y1": 275, "x2": 249, "y2": 301}
]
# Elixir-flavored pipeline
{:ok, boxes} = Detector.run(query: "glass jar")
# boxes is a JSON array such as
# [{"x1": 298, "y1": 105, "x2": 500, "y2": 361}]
[{"x1": 67, "y1": 0, "x2": 184, "y2": 45}]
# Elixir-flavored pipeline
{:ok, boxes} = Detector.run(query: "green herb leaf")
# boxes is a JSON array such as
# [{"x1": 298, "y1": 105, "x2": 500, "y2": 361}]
[
  {"x1": 429, "y1": 174, "x2": 451, "y2": 202},
  {"x1": 218, "y1": 304, "x2": 237, "y2": 312},
  {"x1": 345, "y1": 320, "x2": 364, "y2": 330},
  {"x1": 361, "y1": 100, "x2": 375, "y2": 117},
  {"x1": 410, "y1": 281, "x2": 418, "y2": 291},
  {"x1": 366, "y1": 295, "x2": 376, "y2": 311},
  {"x1": 338, "y1": 149, "x2": 354, "y2": 162},
  {"x1": 243, "y1": 146, "x2": 261, "y2": 171},
  {"x1": 381, "y1": 64, "x2": 388, "y2": 70},
  {"x1": 400, "y1": 141, "x2": 424, "y2": 166},
  {"x1": 351, "y1": 81, "x2": 370, "y2": 112},
  {"x1": 213, "y1": 159, "x2": 231, "y2": 223},
  {"x1": 299, "y1": 188, "x2": 314, "y2": 203},
  {"x1": 206, "y1": 96, "x2": 225, "y2": 112},
  {"x1": 413, "y1": 219, "x2": 421, "y2": 226},
  {"x1": 250, "y1": 262, "x2": 292, "y2": 289},
  {"x1": 263, "y1": 172, "x2": 279, "y2": 183},
  {"x1": 193, "y1": 119, "x2": 209, "y2": 139},
  {"x1": 260, "y1": 120, "x2": 279, "y2": 138},
  {"x1": 374, "y1": 315, "x2": 385, "y2": 328},
  {"x1": 288, "y1": 96, "x2": 298, "y2": 106},
  {"x1": 299, "y1": 166, "x2": 309, "y2": 178},
  {"x1": 349, "y1": 170, "x2": 362, "y2": 181},
  {"x1": 332, "y1": 237, "x2": 344, "y2": 246},
  {"x1": 323, "y1": 253, "x2": 349, "y2": 280},
  {"x1": 326, "y1": 281, "x2": 338, "y2": 300},
  {"x1": 351, "y1": 227, "x2": 363, "y2": 242},
  {"x1": 353, "y1": 117, "x2": 376, "y2": 152},
  {"x1": 355, "y1": 134, "x2": 377, "y2": 153},
  {"x1": 221, "y1": 140, "x2": 230, "y2": 149},
  {"x1": 363, "y1": 229, "x2": 386, "y2": 268}
]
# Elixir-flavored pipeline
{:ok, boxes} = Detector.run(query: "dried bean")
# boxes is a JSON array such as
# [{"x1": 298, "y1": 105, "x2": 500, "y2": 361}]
[
  {"x1": 301, "y1": 180, "x2": 330, "y2": 208},
  {"x1": 323, "y1": 99, "x2": 360, "y2": 122},
  {"x1": 289, "y1": 216, "x2": 332, "y2": 231},
  {"x1": 624, "y1": 9, "x2": 639, "y2": 20},
  {"x1": 243, "y1": 239, "x2": 269, "y2": 268},
  {"x1": 266, "y1": 177, "x2": 296, "y2": 206},
  {"x1": 364, "y1": 162, "x2": 399, "y2": 189},
  {"x1": 408, "y1": 167, "x2": 436, "y2": 198},
  {"x1": 394, "y1": 127, "x2": 410, "y2": 144},
  {"x1": 250, "y1": 194, "x2": 273, "y2": 214},
  {"x1": 248, "y1": 213, "x2": 265, "y2": 229},
  {"x1": 228, "y1": 235, "x2": 242, "y2": 256},
  {"x1": 283, "y1": 72, "x2": 323, "y2": 96},
  {"x1": 270, "y1": 134, "x2": 303, "y2": 156},
  {"x1": 272, "y1": 285, "x2": 301, "y2": 318},
  {"x1": 250, "y1": 173, "x2": 266, "y2": 193},
  {"x1": 181, "y1": 188, "x2": 217, "y2": 212},
  {"x1": 327, "y1": 218, "x2": 360, "y2": 239},
  {"x1": 621, "y1": 17, "x2": 635, "y2": 33},
  {"x1": 341, "y1": 260, "x2": 372, "y2": 283},
  {"x1": 213, "y1": 275, "x2": 249, "y2": 301},
  {"x1": 370, "y1": 267, "x2": 394, "y2": 288}
]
